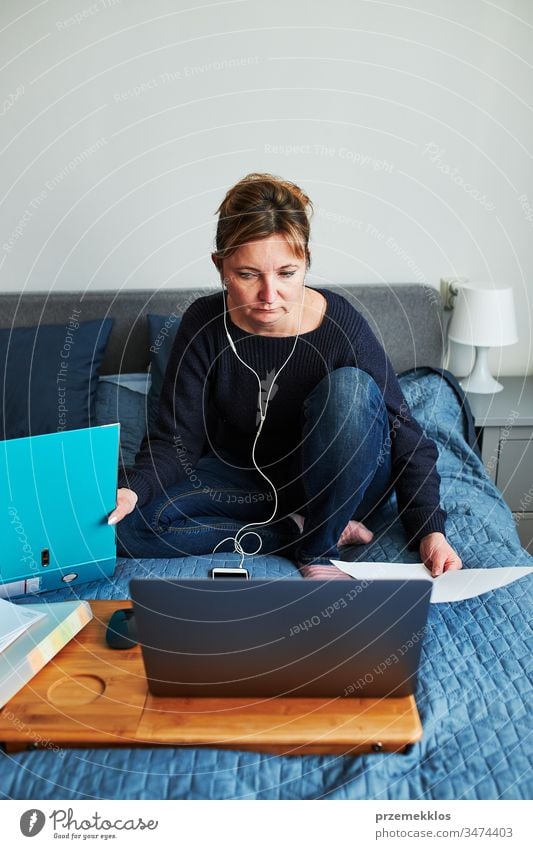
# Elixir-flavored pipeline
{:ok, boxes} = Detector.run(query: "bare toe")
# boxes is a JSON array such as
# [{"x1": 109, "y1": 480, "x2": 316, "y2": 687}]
[
  {"x1": 338, "y1": 520, "x2": 373, "y2": 547},
  {"x1": 298, "y1": 563, "x2": 350, "y2": 580}
]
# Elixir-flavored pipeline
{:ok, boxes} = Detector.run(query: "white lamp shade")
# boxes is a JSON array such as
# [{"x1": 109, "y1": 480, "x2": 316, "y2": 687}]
[{"x1": 448, "y1": 286, "x2": 518, "y2": 348}]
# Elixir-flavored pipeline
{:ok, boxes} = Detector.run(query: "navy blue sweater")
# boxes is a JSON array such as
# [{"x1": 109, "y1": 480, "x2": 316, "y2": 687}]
[{"x1": 119, "y1": 288, "x2": 447, "y2": 546}]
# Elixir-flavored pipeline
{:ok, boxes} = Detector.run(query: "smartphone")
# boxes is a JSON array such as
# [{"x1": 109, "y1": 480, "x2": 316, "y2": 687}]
[{"x1": 210, "y1": 567, "x2": 249, "y2": 579}]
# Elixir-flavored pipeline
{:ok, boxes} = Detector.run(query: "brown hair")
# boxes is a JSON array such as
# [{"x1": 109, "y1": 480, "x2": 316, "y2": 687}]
[{"x1": 212, "y1": 172, "x2": 314, "y2": 272}]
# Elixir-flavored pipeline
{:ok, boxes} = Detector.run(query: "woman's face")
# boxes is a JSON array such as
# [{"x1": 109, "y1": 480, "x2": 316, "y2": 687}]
[{"x1": 212, "y1": 233, "x2": 308, "y2": 335}]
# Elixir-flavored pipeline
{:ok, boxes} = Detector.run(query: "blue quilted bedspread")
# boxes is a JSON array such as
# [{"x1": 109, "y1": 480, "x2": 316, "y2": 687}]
[{"x1": 1, "y1": 372, "x2": 532, "y2": 800}]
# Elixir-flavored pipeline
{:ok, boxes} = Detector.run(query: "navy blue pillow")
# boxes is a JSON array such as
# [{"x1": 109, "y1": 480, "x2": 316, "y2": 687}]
[
  {"x1": 0, "y1": 318, "x2": 113, "y2": 440},
  {"x1": 147, "y1": 313, "x2": 181, "y2": 427}
]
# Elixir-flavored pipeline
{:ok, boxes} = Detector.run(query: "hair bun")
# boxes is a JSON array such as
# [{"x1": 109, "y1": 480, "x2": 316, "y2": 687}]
[
  {"x1": 213, "y1": 172, "x2": 313, "y2": 270},
  {"x1": 240, "y1": 172, "x2": 313, "y2": 217}
]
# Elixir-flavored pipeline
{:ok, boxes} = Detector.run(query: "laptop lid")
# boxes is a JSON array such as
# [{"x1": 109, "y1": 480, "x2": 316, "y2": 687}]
[
  {"x1": 0, "y1": 424, "x2": 119, "y2": 597},
  {"x1": 130, "y1": 577, "x2": 432, "y2": 698}
]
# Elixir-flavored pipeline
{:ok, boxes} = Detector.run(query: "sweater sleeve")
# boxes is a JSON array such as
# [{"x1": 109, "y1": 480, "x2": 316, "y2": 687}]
[
  {"x1": 353, "y1": 313, "x2": 447, "y2": 548},
  {"x1": 118, "y1": 301, "x2": 212, "y2": 508}
]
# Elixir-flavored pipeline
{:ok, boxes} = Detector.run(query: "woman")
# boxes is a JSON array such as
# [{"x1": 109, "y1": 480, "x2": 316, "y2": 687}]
[{"x1": 109, "y1": 172, "x2": 462, "y2": 579}]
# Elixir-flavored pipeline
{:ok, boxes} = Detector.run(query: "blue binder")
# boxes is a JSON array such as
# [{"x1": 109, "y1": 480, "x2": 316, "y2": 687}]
[{"x1": 0, "y1": 424, "x2": 119, "y2": 598}]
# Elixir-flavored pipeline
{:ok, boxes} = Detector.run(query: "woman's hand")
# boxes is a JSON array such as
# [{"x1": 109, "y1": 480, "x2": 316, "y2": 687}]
[
  {"x1": 107, "y1": 488, "x2": 138, "y2": 525},
  {"x1": 419, "y1": 532, "x2": 462, "y2": 577}
]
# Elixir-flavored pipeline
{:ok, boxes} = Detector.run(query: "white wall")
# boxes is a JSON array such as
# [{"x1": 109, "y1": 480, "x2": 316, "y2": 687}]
[{"x1": 1, "y1": 0, "x2": 532, "y2": 374}]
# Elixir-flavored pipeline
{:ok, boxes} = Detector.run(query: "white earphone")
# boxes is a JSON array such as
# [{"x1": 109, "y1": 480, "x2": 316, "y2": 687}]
[{"x1": 212, "y1": 275, "x2": 306, "y2": 568}]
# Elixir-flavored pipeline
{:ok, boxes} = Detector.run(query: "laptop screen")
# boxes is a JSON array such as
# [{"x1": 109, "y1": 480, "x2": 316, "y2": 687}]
[{"x1": 130, "y1": 577, "x2": 432, "y2": 698}]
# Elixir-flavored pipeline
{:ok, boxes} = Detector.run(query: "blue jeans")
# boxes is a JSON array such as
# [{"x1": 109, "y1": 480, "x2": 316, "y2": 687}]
[{"x1": 116, "y1": 367, "x2": 393, "y2": 564}]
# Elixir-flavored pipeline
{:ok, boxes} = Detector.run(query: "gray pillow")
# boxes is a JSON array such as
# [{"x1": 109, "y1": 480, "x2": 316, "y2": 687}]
[{"x1": 95, "y1": 373, "x2": 151, "y2": 468}]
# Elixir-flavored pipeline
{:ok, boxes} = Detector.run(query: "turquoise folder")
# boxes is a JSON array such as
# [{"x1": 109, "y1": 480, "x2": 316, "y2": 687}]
[{"x1": 0, "y1": 424, "x2": 119, "y2": 598}]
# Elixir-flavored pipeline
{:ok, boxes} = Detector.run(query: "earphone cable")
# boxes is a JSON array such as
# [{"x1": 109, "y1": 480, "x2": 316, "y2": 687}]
[{"x1": 213, "y1": 279, "x2": 306, "y2": 567}]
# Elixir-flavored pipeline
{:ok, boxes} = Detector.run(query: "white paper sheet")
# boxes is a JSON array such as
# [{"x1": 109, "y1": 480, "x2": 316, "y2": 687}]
[
  {"x1": 0, "y1": 598, "x2": 45, "y2": 653},
  {"x1": 330, "y1": 560, "x2": 533, "y2": 603}
]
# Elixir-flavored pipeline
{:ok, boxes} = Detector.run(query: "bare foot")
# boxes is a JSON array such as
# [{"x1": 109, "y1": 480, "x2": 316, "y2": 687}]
[
  {"x1": 298, "y1": 563, "x2": 349, "y2": 580},
  {"x1": 338, "y1": 520, "x2": 373, "y2": 547}
]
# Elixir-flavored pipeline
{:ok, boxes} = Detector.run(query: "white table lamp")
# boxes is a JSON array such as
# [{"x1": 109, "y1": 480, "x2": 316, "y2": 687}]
[{"x1": 447, "y1": 286, "x2": 518, "y2": 394}]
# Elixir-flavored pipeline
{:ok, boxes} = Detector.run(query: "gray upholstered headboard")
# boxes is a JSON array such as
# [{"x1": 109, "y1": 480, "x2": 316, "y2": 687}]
[{"x1": 0, "y1": 284, "x2": 446, "y2": 374}]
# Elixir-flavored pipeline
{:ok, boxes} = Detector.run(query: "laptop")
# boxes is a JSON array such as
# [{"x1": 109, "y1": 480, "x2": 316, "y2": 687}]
[
  {"x1": 0, "y1": 424, "x2": 119, "y2": 598},
  {"x1": 130, "y1": 576, "x2": 432, "y2": 698}
]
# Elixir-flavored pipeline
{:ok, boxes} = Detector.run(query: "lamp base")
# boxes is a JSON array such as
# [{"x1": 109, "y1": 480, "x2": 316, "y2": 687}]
[{"x1": 459, "y1": 346, "x2": 504, "y2": 394}]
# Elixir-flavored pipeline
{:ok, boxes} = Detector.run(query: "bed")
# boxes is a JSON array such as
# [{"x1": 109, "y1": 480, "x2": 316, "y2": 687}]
[{"x1": 0, "y1": 283, "x2": 531, "y2": 800}]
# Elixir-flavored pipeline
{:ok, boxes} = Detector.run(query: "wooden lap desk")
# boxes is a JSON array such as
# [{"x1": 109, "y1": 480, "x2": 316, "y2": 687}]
[{"x1": 0, "y1": 601, "x2": 422, "y2": 756}]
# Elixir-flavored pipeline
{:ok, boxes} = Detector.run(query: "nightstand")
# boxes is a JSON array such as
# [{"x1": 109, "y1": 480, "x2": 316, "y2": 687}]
[{"x1": 465, "y1": 376, "x2": 533, "y2": 554}]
